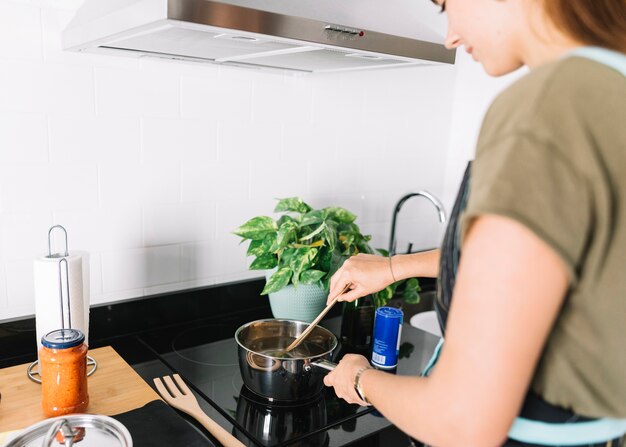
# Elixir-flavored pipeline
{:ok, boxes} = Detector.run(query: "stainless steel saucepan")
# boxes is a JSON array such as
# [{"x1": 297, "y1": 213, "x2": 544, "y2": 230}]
[{"x1": 234, "y1": 319, "x2": 337, "y2": 402}]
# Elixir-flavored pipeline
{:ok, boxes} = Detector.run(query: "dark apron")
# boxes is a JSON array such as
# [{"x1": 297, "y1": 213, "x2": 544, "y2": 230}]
[{"x1": 433, "y1": 162, "x2": 623, "y2": 447}]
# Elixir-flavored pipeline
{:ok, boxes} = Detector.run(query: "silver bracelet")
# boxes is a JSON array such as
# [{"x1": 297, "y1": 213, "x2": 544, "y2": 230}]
[
  {"x1": 354, "y1": 366, "x2": 374, "y2": 405},
  {"x1": 389, "y1": 256, "x2": 397, "y2": 283}
]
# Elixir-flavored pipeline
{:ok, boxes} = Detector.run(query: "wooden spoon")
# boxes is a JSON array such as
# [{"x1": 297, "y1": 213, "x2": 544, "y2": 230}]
[{"x1": 280, "y1": 282, "x2": 352, "y2": 355}]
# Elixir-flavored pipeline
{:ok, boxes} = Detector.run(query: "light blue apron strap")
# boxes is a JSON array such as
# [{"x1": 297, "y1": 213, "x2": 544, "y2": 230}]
[
  {"x1": 420, "y1": 337, "x2": 443, "y2": 377},
  {"x1": 569, "y1": 46, "x2": 626, "y2": 77},
  {"x1": 509, "y1": 417, "x2": 626, "y2": 446},
  {"x1": 419, "y1": 337, "x2": 626, "y2": 444}
]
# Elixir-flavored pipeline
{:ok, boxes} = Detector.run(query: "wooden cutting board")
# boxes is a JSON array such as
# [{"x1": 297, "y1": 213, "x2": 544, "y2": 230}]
[{"x1": 0, "y1": 346, "x2": 160, "y2": 433}]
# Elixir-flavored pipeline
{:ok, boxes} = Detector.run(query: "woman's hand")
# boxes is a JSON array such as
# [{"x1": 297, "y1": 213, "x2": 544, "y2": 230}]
[
  {"x1": 328, "y1": 250, "x2": 441, "y2": 304},
  {"x1": 323, "y1": 354, "x2": 373, "y2": 406},
  {"x1": 328, "y1": 254, "x2": 395, "y2": 304}
]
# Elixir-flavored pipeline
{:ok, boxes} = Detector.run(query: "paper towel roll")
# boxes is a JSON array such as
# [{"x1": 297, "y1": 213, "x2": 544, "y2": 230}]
[{"x1": 34, "y1": 252, "x2": 90, "y2": 352}]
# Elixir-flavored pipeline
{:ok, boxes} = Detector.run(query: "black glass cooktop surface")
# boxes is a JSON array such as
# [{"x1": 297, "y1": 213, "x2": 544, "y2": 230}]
[{"x1": 139, "y1": 312, "x2": 440, "y2": 447}]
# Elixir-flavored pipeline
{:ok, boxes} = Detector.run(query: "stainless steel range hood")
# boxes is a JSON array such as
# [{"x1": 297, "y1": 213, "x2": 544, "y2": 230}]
[{"x1": 63, "y1": 0, "x2": 455, "y2": 73}]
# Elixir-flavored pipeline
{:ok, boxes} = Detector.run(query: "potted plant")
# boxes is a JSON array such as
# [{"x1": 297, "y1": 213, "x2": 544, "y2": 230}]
[{"x1": 233, "y1": 197, "x2": 421, "y2": 322}]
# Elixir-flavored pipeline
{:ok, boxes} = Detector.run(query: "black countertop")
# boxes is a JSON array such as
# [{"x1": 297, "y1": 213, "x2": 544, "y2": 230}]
[{"x1": 0, "y1": 278, "x2": 439, "y2": 447}]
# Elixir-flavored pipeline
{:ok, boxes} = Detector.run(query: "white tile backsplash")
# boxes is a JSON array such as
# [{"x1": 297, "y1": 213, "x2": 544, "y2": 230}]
[
  {"x1": 95, "y1": 66, "x2": 181, "y2": 119},
  {"x1": 0, "y1": 0, "x2": 472, "y2": 321},
  {"x1": 98, "y1": 163, "x2": 143, "y2": 208},
  {"x1": 48, "y1": 163, "x2": 99, "y2": 212},
  {"x1": 0, "y1": 1, "x2": 42, "y2": 62},
  {"x1": 42, "y1": 63, "x2": 94, "y2": 114},
  {"x1": 145, "y1": 244, "x2": 180, "y2": 286},
  {"x1": 0, "y1": 265, "x2": 7, "y2": 310},
  {"x1": 101, "y1": 245, "x2": 180, "y2": 294},
  {"x1": 181, "y1": 162, "x2": 249, "y2": 203},
  {"x1": 0, "y1": 61, "x2": 45, "y2": 113},
  {"x1": 281, "y1": 123, "x2": 337, "y2": 162},
  {"x1": 140, "y1": 163, "x2": 181, "y2": 205},
  {"x1": 307, "y1": 160, "x2": 362, "y2": 196},
  {"x1": 180, "y1": 241, "x2": 217, "y2": 283},
  {"x1": 248, "y1": 160, "x2": 308, "y2": 200},
  {"x1": 0, "y1": 164, "x2": 51, "y2": 213},
  {"x1": 141, "y1": 118, "x2": 218, "y2": 164},
  {"x1": 310, "y1": 79, "x2": 366, "y2": 127},
  {"x1": 181, "y1": 74, "x2": 250, "y2": 121},
  {"x1": 88, "y1": 252, "x2": 103, "y2": 301},
  {"x1": 253, "y1": 76, "x2": 313, "y2": 125},
  {"x1": 40, "y1": 6, "x2": 85, "y2": 65},
  {"x1": 1, "y1": 212, "x2": 53, "y2": 260},
  {"x1": 218, "y1": 122, "x2": 282, "y2": 163},
  {"x1": 144, "y1": 203, "x2": 200, "y2": 247},
  {"x1": 216, "y1": 198, "x2": 277, "y2": 240},
  {"x1": 5, "y1": 259, "x2": 35, "y2": 314},
  {"x1": 49, "y1": 115, "x2": 140, "y2": 163},
  {"x1": 0, "y1": 112, "x2": 48, "y2": 163}
]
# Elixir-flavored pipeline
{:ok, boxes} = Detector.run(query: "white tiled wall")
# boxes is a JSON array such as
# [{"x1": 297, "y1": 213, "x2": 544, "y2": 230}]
[{"x1": 0, "y1": 0, "x2": 459, "y2": 321}]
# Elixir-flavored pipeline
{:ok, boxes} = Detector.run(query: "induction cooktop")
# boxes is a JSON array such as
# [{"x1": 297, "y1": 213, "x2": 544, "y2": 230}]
[{"x1": 138, "y1": 312, "x2": 440, "y2": 447}]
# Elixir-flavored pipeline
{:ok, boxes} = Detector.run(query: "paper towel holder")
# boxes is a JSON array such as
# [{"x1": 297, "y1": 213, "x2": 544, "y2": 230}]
[
  {"x1": 47, "y1": 224, "x2": 69, "y2": 258},
  {"x1": 27, "y1": 225, "x2": 97, "y2": 384}
]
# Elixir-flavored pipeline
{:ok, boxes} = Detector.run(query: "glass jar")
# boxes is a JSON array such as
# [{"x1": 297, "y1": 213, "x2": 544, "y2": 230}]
[{"x1": 39, "y1": 329, "x2": 89, "y2": 417}]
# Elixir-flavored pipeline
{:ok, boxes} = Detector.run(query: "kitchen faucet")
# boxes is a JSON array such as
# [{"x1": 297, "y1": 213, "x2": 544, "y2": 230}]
[{"x1": 388, "y1": 191, "x2": 447, "y2": 255}]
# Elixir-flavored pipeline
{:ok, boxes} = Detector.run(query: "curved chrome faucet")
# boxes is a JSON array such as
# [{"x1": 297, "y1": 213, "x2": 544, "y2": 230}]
[{"x1": 388, "y1": 190, "x2": 447, "y2": 255}]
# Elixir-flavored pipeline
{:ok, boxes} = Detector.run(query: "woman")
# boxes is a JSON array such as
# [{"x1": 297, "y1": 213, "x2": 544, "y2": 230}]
[{"x1": 323, "y1": 0, "x2": 626, "y2": 446}]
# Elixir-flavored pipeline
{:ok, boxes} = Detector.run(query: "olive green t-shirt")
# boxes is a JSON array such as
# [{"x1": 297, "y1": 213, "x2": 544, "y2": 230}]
[{"x1": 461, "y1": 56, "x2": 626, "y2": 418}]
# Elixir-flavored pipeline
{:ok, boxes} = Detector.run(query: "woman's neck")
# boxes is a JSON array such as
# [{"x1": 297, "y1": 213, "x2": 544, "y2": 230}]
[
  {"x1": 519, "y1": 5, "x2": 585, "y2": 69},
  {"x1": 523, "y1": 39, "x2": 584, "y2": 69}
]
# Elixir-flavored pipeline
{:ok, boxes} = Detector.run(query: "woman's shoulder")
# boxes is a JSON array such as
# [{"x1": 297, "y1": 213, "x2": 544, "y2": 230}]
[
  {"x1": 494, "y1": 56, "x2": 626, "y2": 104},
  {"x1": 480, "y1": 55, "x2": 625, "y2": 145}
]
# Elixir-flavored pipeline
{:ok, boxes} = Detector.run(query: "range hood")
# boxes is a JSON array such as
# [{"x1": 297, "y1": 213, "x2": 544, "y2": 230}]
[{"x1": 63, "y1": 0, "x2": 455, "y2": 73}]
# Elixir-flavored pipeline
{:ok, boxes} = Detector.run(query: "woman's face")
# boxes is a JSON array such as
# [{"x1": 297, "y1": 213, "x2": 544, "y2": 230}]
[{"x1": 437, "y1": 0, "x2": 528, "y2": 76}]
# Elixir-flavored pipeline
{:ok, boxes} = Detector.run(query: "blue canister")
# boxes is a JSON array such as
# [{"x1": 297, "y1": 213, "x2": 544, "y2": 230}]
[{"x1": 371, "y1": 307, "x2": 403, "y2": 369}]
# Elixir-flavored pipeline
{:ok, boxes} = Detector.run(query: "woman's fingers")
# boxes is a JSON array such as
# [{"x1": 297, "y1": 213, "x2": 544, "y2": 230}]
[
  {"x1": 335, "y1": 287, "x2": 363, "y2": 303},
  {"x1": 328, "y1": 282, "x2": 362, "y2": 304},
  {"x1": 323, "y1": 355, "x2": 371, "y2": 406},
  {"x1": 328, "y1": 253, "x2": 394, "y2": 304}
]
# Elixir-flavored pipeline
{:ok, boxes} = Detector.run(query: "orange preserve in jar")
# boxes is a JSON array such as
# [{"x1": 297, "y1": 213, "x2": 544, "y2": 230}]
[{"x1": 39, "y1": 329, "x2": 89, "y2": 417}]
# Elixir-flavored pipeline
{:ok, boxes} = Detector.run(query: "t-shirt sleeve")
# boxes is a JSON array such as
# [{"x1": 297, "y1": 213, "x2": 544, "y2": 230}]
[{"x1": 460, "y1": 131, "x2": 592, "y2": 285}]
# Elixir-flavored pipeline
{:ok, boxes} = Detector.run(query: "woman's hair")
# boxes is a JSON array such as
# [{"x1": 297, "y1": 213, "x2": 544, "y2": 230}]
[{"x1": 542, "y1": 0, "x2": 626, "y2": 53}]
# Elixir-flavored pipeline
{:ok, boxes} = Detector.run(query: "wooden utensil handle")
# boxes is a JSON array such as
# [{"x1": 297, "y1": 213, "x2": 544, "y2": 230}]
[
  {"x1": 284, "y1": 282, "x2": 351, "y2": 353},
  {"x1": 190, "y1": 408, "x2": 245, "y2": 447}
]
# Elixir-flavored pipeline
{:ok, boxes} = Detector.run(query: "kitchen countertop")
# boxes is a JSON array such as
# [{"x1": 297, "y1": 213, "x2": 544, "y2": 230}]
[
  {"x1": 0, "y1": 277, "x2": 439, "y2": 446},
  {"x1": 0, "y1": 346, "x2": 160, "y2": 433}
]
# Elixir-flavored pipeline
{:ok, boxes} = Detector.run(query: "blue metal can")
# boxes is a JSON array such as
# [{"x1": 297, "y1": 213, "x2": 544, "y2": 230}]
[{"x1": 371, "y1": 306, "x2": 403, "y2": 369}]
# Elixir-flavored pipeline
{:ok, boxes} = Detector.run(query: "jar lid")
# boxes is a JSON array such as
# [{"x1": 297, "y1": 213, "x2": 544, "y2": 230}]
[
  {"x1": 4, "y1": 414, "x2": 132, "y2": 447},
  {"x1": 42, "y1": 329, "x2": 85, "y2": 349}
]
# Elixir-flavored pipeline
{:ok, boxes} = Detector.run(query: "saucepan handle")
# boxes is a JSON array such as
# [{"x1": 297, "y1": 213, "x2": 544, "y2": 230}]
[{"x1": 310, "y1": 359, "x2": 336, "y2": 371}]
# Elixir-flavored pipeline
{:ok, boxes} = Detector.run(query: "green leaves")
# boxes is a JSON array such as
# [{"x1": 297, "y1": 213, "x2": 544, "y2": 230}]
[
  {"x1": 233, "y1": 216, "x2": 276, "y2": 241},
  {"x1": 299, "y1": 269, "x2": 325, "y2": 284},
  {"x1": 274, "y1": 220, "x2": 298, "y2": 251},
  {"x1": 234, "y1": 197, "x2": 379, "y2": 296},
  {"x1": 299, "y1": 222, "x2": 326, "y2": 241},
  {"x1": 401, "y1": 278, "x2": 421, "y2": 304},
  {"x1": 274, "y1": 197, "x2": 312, "y2": 214},
  {"x1": 249, "y1": 254, "x2": 278, "y2": 270},
  {"x1": 290, "y1": 247, "x2": 318, "y2": 286},
  {"x1": 372, "y1": 269, "x2": 421, "y2": 307},
  {"x1": 262, "y1": 267, "x2": 292, "y2": 295},
  {"x1": 326, "y1": 207, "x2": 356, "y2": 224},
  {"x1": 301, "y1": 210, "x2": 324, "y2": 227}
]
